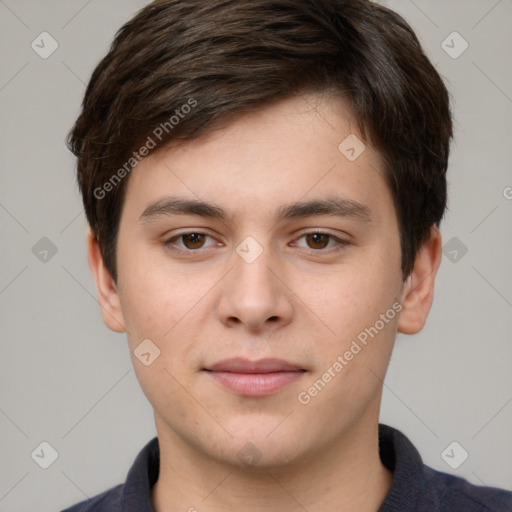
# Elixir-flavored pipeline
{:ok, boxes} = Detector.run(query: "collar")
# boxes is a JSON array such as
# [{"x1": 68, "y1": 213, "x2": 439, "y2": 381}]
[{"x1": 119, "y1": 424, "x2": 425, "y2": 511}]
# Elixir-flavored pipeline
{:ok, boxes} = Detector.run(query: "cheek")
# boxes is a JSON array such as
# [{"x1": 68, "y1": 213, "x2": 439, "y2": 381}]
[
  {"x1": 296, "y1": 278, "x2": 399, "y2": 424},
  {"x1": 115, "y1": 250, "x2": 212, "y2": 380},
  {"x1": 115, "y1": 243, "x2": 198, "y2": 342},
  {"x1": 317, "y1": 263, "x2": 400, "y2": 329},
  {"x1": 131, "y1": 358, "x2": 200, "y2": 440},
  {"x1": 303, "y1": 257, "x2": 402, "y2": 384},
  {"x1": 117, "y1": 277, "x2": 169, "y2": 344}
]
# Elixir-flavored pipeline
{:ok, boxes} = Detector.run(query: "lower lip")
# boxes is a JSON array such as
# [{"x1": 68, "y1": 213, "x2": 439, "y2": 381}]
[{"x1": 206, "y1": 371, "x2": 305, "y2": 396}]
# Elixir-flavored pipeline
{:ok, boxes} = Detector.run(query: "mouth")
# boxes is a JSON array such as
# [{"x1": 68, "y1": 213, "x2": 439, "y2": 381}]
[{"x1": 203, "y1": 358, "x2": 307, "y2": 397}]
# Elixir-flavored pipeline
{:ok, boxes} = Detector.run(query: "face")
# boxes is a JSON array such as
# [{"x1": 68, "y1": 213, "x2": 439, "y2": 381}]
[{"x1": 90, "y1": 93, "x2": 439, "y2": 468}]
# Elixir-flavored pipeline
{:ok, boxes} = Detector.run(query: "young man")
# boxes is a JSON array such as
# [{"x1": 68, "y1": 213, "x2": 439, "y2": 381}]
[{"x1": 62, "y1": 0, "x2": 512, "y2": 510}]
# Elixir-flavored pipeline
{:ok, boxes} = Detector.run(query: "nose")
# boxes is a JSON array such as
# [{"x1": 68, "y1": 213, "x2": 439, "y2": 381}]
[{"x1": 217, "y1": 241, "x2": 294, "y2": 333}]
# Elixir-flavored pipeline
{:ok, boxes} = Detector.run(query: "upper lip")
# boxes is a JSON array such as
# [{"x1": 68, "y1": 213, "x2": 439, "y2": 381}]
[{"x1": 205, "y1": 358, "x2": 305, "y2": 373}]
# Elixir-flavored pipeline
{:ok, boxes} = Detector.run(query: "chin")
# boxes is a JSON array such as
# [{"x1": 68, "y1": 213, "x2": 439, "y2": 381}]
[
  {"x1": 219, "y1": 441, "x2": 305, "y2": 470},
  {"x1": 211, "y1": 421, "x2": 307, "y2": 469}
]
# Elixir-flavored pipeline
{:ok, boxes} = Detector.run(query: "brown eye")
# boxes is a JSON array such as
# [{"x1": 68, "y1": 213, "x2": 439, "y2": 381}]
[
  {"x1": 165, "y1": 231, "x2": 219, "y2": 254},
  {"x1": 305, "y1": 233, "x2": 330, "y2": 250},
  {"x1": 180, "y1": 233, "x2": 206, "y2": 249},
  {"x1": 292, "y1": 231, "x2": 349, "y2": 253}
]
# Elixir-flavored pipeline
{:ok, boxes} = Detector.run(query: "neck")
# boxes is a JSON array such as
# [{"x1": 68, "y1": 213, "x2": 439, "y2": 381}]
[{"x1": 151, "y1": 417, "x2": 392, "y2": 512}]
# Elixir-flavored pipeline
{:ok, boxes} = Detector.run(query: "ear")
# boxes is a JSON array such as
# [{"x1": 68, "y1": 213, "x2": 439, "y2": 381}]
[
  {"x1": 86, "y1": 226, "x2": 126, "y2": 333},
  {"x1": 397, "y1": 226, "x2": 442, "y2": 335}
]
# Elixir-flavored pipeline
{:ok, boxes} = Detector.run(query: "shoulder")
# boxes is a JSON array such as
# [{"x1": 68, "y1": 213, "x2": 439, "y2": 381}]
[
  {"x1": 378, "y1": 424, "x2": 512, "y2": 512},
  {"x1": 419, "y1": 465, "x2": 512, "y2": 512},
  {"x1": 60, "y1": 483, "x2": 123, "y2": 512}
]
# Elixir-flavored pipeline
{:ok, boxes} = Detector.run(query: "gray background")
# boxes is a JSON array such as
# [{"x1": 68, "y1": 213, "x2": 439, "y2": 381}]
[{"x1": 0, "y1": 1, "x2": 511, "y2": 510}]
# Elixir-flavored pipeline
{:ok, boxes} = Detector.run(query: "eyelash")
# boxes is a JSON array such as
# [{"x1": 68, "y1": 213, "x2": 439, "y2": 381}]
[{"x1": 163, "y1": 230, "x2": 350, "y2": 255}]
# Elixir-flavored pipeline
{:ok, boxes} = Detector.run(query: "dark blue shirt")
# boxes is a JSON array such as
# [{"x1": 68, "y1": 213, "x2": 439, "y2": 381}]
[{"x1": 61, "y1": 424, "x2": 512, "y2": 511}]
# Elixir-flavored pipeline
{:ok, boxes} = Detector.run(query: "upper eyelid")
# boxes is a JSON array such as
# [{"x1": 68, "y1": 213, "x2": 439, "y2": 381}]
[
  {"x1": 166, "y1": 231, "x2": 219, "y2": 247},
  {"x1": 166, "y1": 228, "x2": 346, "y2": 240},
  {"x1": 290, "y1": 231, "x2": 348, "y2": 248}
]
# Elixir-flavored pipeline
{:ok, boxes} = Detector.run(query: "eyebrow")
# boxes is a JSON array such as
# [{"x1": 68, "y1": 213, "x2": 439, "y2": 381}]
[{"x1": 138, "y1": 196, "x2": 373, "y2": 224}]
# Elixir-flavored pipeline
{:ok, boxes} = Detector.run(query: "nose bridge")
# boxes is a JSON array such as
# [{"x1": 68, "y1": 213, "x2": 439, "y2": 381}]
[
  {"x1": 217, "y1": 234, "x2": 293, "y2": 330},
  {"x1": 232, "y1": 235, "x2": 277, "y2": 300}
]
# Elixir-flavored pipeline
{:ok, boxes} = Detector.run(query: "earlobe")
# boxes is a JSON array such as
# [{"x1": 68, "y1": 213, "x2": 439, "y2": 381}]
[
  {"x1": 86, "y1": 227, "x2": 126, "y2": 333},
  {"x1": 397, "y1": 226, "x2": 442, "y2": 335}
]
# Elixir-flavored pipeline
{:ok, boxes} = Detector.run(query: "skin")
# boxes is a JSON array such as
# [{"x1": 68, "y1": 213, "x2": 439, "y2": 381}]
[{"x1": 88, "y1": 93, "x2": 442, "y2": 511}]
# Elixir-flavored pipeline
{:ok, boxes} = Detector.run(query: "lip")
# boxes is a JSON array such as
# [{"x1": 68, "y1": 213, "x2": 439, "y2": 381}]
[{"x1": 204, "y1": 358, "x2": 306, "y2": 396}]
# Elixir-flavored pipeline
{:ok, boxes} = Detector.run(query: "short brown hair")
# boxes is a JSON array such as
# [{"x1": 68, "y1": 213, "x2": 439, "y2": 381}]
[{"x1": 67, "y1": 0, "x2": 452, "y2": 281}]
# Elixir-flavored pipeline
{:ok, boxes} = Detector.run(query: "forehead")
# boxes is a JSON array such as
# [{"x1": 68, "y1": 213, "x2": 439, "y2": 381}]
[{"x1": 121, "y1": 93, "x2": 393, "y2": 225}]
